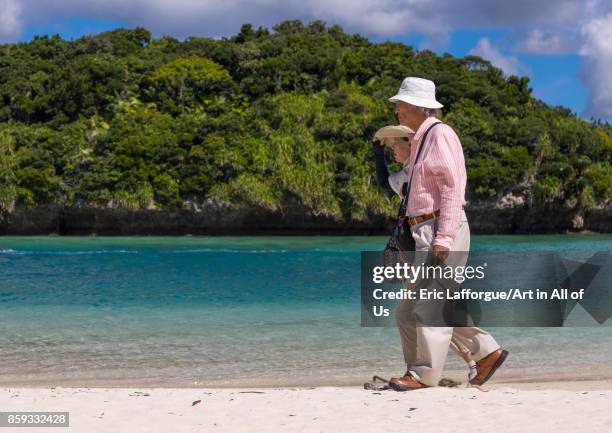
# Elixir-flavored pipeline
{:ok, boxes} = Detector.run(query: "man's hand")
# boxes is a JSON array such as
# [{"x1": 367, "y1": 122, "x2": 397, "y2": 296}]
[{"x1": 432, "y1": 244, "x2": 449, "y2": 265}]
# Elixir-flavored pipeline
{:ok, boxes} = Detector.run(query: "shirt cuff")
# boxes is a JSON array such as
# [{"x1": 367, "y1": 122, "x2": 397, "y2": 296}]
[{"x1": 432, "y1": 236, "x2": 453, "y2": 249}]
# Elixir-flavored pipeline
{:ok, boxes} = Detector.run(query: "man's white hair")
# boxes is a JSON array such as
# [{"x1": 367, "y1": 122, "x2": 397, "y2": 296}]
[
  {"x1": 416, "y1": 106, "x2": 439, "y2": 117},
  {"x1": 397, "y1": 100, "x2": 440, "y2": 117}
]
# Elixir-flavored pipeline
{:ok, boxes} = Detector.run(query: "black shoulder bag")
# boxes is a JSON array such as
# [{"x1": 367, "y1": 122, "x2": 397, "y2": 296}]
[{"x1": 382, "y1": 122, "x2": 442, "y2": 264}]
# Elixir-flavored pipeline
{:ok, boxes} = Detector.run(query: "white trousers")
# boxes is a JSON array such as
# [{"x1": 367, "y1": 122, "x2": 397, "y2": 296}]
[{"x1": 395, "y1": 211, "x2": 500, "y2": 386}]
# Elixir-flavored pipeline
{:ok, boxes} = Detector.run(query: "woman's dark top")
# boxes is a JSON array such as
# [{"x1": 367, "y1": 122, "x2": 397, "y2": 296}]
[{"x1": 372, "y1": 140, "x2": 393, "y2": 195}]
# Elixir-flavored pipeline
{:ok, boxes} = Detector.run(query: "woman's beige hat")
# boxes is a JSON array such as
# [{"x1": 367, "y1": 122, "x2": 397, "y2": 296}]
[{"x1": 374, "y1": 125, "x2": 415, "y2": 147}]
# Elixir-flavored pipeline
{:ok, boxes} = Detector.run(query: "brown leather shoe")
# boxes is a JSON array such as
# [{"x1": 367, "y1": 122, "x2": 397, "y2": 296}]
[
  {"x1": 389, "y1": 373, "x2": 429, "y2": 391},
  {"x1": 470, "y1": 349, "x2": 509, "y2": 386}
]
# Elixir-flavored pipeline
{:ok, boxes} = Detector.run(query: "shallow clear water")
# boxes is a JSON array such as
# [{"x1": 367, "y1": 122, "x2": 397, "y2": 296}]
[{"x1": 0, "y1": 235, "x2": 611, "y2": 386}]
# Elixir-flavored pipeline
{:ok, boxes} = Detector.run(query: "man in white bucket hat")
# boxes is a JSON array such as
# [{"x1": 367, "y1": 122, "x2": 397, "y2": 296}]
[
  {"x1": 389, "y1": 76, "x2": 444, "y2": 109},
  {"x1": 386, "y1": 77, "x2": 508, "y2": 390}
]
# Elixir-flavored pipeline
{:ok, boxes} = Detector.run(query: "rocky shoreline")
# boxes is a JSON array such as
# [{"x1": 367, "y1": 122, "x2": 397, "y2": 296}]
[{"x1": 0, "y1": 201, "x2": 609, "y2": 235}]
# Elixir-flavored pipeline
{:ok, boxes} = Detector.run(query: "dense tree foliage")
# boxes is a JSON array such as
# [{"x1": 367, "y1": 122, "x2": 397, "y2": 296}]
[{"x1": 0, "y1": 22, "x2": 609, "y2": 222}]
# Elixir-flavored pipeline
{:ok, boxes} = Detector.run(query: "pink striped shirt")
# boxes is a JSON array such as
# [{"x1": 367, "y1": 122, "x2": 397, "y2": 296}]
[{"x1": 405, "y1": 117, "x2": 467, "y2": 249}]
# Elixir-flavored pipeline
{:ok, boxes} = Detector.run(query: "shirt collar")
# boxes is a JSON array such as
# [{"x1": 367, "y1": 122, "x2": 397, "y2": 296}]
[{"x1": 411, "y1": 116, "x2": 439, "y2": 146}]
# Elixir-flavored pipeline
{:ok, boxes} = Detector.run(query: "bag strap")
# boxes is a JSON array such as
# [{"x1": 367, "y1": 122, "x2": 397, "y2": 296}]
[
  {"x1": 406, "y1": 121, "x2": 442, "y2": 196},
  {"x1": 397, "y1": 183, "x2": 409, "y2": 218},
  {"x1": 397, "y1": 121, "x2": 442, "y2": 212}
]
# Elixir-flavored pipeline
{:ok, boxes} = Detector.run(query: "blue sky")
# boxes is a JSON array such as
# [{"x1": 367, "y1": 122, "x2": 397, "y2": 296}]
[
  {"x1": 2, "y1": 1, "x2": 610, "y2": 120},
  {"x1": 19, "y1": 16, "x2": 126, "y2": 43},
  {"x1": 376, "y1": 29, "x2": 588, "y2": 116}
]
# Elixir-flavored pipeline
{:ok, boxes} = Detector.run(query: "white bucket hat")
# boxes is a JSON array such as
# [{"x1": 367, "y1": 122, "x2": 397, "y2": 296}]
[{"x1": 388, "y1": 77, "x2": 444, "y2": 109}]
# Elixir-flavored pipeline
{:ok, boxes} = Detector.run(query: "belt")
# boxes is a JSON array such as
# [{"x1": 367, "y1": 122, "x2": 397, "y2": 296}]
[{"x1": 407, "y1": 210, "x2": 440, "y2": 227}]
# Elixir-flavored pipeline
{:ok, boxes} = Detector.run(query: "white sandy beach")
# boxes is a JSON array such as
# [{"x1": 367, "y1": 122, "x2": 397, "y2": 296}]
[{"x1": 2, "y1": 381, "x2": 611, "y2": 433}]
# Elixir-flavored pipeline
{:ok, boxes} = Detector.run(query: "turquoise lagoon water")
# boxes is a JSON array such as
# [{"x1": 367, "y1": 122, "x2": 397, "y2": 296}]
[{"x1": 0, "y1": 235, "x2": 611, "y2": 387}]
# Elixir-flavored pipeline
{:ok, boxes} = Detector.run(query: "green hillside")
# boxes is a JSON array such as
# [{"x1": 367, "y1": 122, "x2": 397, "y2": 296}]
[{"x1": 0, "y1": 21, "x2": 610, "y2": 226}]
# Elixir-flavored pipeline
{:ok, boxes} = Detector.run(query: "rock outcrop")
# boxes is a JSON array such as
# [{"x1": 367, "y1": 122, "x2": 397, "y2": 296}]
[{"x1": 0, "y1": 199, "x2": 609, "y2": 235}]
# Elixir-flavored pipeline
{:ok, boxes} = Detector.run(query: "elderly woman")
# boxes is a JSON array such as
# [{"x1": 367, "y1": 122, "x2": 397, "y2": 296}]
[
  {"x1": 372, "y1": 126, "x2": 414, "y2": 196},
  {"x1": 372, "y1": 127, "x2": 479, "y2": 386}
]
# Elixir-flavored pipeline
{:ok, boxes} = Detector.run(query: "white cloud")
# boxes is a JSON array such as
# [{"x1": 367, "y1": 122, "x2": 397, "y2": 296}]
[
  {"x1": 579, "y1": 14, "x2": 612, "y2": 119},
  {"x1": 519, "y1": 29, "x2": 577, "y2": 54},
  {"x1": 11, "y1": 0, "x2": 601, "y2": 43},
  {"x1": 468, "y1": 37, "x2": 527, "y2": 76},
  {"x1": 0, "y1": 0, "x2": 22, "y2": 42}
]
